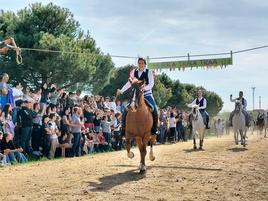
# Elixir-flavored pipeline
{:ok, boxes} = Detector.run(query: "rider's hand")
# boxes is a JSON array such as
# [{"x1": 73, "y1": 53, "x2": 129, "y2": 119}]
[{"x1": 116, "y1": 89, "x2": 122, "y2": 96}]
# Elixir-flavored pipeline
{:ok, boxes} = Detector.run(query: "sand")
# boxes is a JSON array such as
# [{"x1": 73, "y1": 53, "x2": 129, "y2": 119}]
[{"x1": 0, "y1": 133, "x2": 267, "y2": 201}]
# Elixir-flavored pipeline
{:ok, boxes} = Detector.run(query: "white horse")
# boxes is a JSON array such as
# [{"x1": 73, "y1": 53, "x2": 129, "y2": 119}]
[
  {"x1": 190, "y1": 105, "x2": 206, "y2": 150},
  {"x1": 232, "y1": 100, "x2": 247, "y2": 147}
]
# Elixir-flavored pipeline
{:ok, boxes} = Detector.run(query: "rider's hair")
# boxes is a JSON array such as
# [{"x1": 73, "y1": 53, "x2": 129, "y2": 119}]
[
  {"x1": 239, "y1": 91, "x2": 243, "y2": 94},
  {"x1": 138, "y1": 57, "x2": 146, "y2": 65}
]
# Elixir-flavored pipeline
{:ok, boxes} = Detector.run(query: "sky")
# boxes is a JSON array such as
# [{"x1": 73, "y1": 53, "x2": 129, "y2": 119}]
[{"x1": 1, "y1": 0, "x2": 268, "y2": 111}]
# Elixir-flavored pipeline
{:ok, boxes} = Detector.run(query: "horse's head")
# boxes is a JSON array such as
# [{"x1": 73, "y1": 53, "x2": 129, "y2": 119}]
[
  {"x1": 234, "y1": 100, "x2": 242, "y2": 113},
  {"x1": 128, "y1": 79, "x2": 145, "y2": 112},
  {"x1": 191, "y1": 104, "x2": 200, "y2": 120}
]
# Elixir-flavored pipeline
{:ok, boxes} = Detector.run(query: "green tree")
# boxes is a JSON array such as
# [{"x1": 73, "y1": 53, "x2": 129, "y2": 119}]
[
  {"x1": 99, "y1": 65, "x2": 132, "y2": 99},
  {"x1": 153, "y1": 76, "x2": 172, "y2": 108},
  {"x1": 0, "y1": 3, "x2": 114, "y2": 90}
]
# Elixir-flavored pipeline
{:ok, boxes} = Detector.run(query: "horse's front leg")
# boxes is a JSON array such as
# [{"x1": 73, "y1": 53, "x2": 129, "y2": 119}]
[
  {"x1": 149, "y1": 134, "x2": 156, "y2": 161},
  {"x1": 126, "y1": 136, "x2": 134, "y2": 159},
  {"x1": 136, "y1": 137, "x2": 145, "y2": 173},
  {"x1": 193, "y1": 129, "x2": 197, "y2": 149},
  {"x1": 199, "y1": 129, "x2": 205, "y2": 150}
]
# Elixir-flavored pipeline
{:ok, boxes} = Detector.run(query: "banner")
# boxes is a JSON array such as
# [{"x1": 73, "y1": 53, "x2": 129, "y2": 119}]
[{"x1": 148, "y1": 57, "x2": 232, "y2": 70}]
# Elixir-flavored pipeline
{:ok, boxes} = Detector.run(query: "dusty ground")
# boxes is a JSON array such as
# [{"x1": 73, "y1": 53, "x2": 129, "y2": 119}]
[{"x1": 0, "y1": 133, "x2": 267, "y2": 201}]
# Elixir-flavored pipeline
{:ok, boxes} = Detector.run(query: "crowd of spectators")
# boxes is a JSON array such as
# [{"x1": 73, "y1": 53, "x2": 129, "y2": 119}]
[{"x1": 0, "y1": 73, "x2": 191, "y2": 166}]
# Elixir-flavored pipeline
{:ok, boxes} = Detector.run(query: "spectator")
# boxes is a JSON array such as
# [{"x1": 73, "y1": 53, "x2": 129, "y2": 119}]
[
  {"x1": 12, "y1": 82, "x2": 23, "y2": 105},
  {"x1": 98, "y1": 132, "x2": 109, "y2": 152},
  {"x1": 74, "y1": 90, "x2": 82, "y2": 105},
  {"x1": 84, "y1": 105, "x2": 94, "y2": 131},
  {"x1": 32, "y1": 88, "x2": 42, "y2": 103},
  {"x1": 40, "y1": 83, "x2": 50, "y2": 110},
  {"x1": 112, "y1": 112, "x2": 122, "y2": 150},
  {"x1": 0, "y1": 132, "x2": 10, "y2": 166},
  {"x1": 16, "y1": 100, "x2": 34, "y2": 154},
  {"x1": 58, "y1": 92, "x2": 68, "y2": 112},
  {"x1": 0, "y1": 133, "x2": 27, "y2": 164},
  {"x1": 32, "y1": 103, "x2": 45, "y2": 156},
  {"x1": 1, "y1": 103, "x2": 15, "y2": 139},
  {"x1": 48, "y1": 113, "x2": 59, "y2": 159},
  {"x1": 71, "y1": 107, "x2": 82, "y2": 157},
  {"x1": 61, "y1": 107, "x2": 72, "y2": 143},
  {"x1": 22, "y1": 87, "x2": 34, "y2": 103},
  {"x1": 103, "y1": 97, "x2": 110, "y2": 110},
  {"x1": 49, "y1": 84, "x2": 58, "y2": 106},
  {"x1": 93, "y1": 111, "x2": 101, "y2": 132},
  {"x1": 0, "y1": 73, "x2": 10, "y2": 108},
  {"x1": 100, "y1": 114, "x2": 112, "y2": 148},
  {"x1": 168, "y1": 112, "x2": 176, "y2": 142},
  {"x1": 42, "y1": 115, "x2": 51, "y2": 158},
  {"x1": 159, "y1": 109, "x2": 168, "y2": 144},
  {"x1": 176, "y1": 111, "x2": 185, "y2": 141},
  {"x1": 116, "y1": 100, "x2": 123, "y2": 113},
  {"x1": 57, "y1": 130, "x2": 72, "y2": 157},
  {"x1": 109, "y1": 96, "x2": 117, "y2": 112},
  {"x1": 66, "y1": 92, "x2": 75, "y2": 108}
]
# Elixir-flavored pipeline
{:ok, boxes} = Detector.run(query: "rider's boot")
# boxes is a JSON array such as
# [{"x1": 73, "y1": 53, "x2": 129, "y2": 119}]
[
  {"x1": 151, "y1": 109, "x2": 158, "y2": 135},
  {"x1": 206, "y1": 115, "x2": 210, "y2": 129}
]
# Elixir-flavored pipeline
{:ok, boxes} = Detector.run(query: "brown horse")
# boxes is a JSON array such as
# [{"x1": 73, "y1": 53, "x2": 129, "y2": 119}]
[{"x1": 124, "y1": 79, "x2": 156, "y2": 174}]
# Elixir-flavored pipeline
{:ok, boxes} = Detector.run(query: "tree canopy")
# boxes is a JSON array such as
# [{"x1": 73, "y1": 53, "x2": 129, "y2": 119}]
[{"x1": 0, "y1": 2, "x2": 114, "y2": 93}]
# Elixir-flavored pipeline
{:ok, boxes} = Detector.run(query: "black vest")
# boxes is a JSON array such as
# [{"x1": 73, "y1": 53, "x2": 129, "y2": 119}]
[
  {"x1": 134, "y1": 69, "x2": 149, "y2": 85},
  {"x1": 196, "y1": 98, "x2": 204, "y2": 107}
]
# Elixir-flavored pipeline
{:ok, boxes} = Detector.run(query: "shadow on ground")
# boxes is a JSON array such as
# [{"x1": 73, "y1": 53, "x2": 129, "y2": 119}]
[
  {"x1": 226, "y1": 147, "x2": 248, "y2": 152},
  {"x1": 183, "y1": 149, "x2": 205, "y2": 153},
  {"x1": 111, "y1": 164, "x2": 222, "y2": 172},
  {"x1": 87, "y1": 168, "x2": 147, "y2": 192}
]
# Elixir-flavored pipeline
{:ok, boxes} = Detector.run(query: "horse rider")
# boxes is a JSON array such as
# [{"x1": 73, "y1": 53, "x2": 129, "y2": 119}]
[
  {"x1": 116, "y1": 57, "x2": 158, "y2": 136},
  {"x1": 229, "y1": 91, "x2": 250, "y2": 127},
  {"x1": 187, "y1": 89, "x2": 210, "y2": 129}
]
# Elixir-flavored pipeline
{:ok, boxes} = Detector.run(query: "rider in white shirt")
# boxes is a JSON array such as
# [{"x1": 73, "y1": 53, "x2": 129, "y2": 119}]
[
  {"x1": 187, "y1": 89, "x2": 210, "y2": 129},
  {"x1": 117, "y1": 58, "x2": 158, "y2": 135},
  {"x1": 229, "y1": 91, "x2": 250, "y2": 127}
]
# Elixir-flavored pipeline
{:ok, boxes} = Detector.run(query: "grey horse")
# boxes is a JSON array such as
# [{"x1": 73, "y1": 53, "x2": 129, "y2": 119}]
[{"x1": 232, "y1": 100, "x2": 247, "y2": 147}]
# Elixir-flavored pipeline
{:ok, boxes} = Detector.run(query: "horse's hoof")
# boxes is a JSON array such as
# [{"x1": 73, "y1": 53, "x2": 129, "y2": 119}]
[
  {"x1": 127, "y1": 152, "x2": 134, "y2": 159},
  {"x1": 193, "y1": 146, "x2": 197, "y2": 150},
  {"x1": 139, "y1": 169, "x2": 146, "y2": 174},
  {"x1": 139, "y1": 163, "x2": 146, "y2": 173},
  {"x1": 199, "y1": 147, "x2": 203, "y2": 150},
  {"x1": 149, "y1": 155, "x2": 155, "y2": 161}
]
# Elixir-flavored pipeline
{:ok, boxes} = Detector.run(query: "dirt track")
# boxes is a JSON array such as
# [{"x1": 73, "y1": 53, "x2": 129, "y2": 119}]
[{"x1": 0, "y1": 133, "x2": 267, "y2": 201}]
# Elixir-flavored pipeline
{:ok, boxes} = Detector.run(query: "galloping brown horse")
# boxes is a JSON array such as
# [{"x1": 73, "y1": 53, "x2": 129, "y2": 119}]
[{"x1": 124, "y1": 79, "x2": 156, "y2": 174}]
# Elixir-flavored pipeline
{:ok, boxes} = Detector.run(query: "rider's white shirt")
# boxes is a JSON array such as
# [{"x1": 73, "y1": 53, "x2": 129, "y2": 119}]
[
  {"x1": 188, "y1": 97, "x2": 207, "y2": 110},
  {"x1": 230, "y1": 97, "x2": 247, "y2": 110},
  {"x1": 120, "y1": 68, "x2": 154, "y2": 95}
]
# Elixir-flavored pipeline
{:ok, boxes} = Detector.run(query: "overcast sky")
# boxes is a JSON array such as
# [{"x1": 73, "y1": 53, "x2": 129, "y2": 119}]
[{"x1": 2, "y1": 0, "x2": 268, "y2": 111}]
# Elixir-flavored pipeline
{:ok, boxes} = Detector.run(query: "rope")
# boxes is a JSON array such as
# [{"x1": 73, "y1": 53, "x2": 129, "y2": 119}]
[
  {"x1": 150, "y1": 45, "x2": 268, "y2": 60},
  {"x1": 15, "y1": 44, "x2": 268, "y2": 60},
  {"x1": 15, "y1": 48, "x2": 22, "y2": 64}
]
